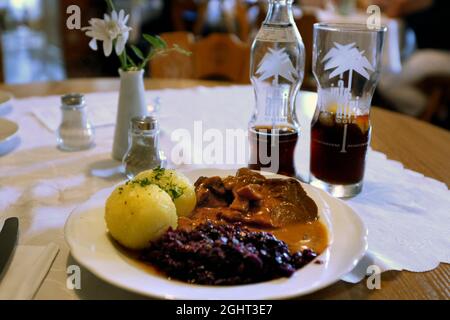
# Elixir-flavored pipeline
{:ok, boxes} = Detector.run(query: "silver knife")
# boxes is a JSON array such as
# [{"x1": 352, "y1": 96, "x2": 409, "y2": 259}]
[{"x1": 0, "y1": 217, "x2": 19, "y2": 278}]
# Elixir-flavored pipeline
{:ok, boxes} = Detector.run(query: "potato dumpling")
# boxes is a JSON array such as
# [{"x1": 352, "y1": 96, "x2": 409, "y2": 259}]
[
  {"x1": 135, "y1": 167, "x2": 196, "y2": 217},
  {"x1": 105, "y1": 183, "x2": 177, "y2": 250}
]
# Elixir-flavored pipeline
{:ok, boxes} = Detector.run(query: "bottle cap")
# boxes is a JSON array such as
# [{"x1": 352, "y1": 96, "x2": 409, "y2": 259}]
[
  {"x1": 130, "y1": 116, "x2": 158, "y2": 131},
  {"x1": 61, "y1": 93, "x2": 85, "y2": 107}
]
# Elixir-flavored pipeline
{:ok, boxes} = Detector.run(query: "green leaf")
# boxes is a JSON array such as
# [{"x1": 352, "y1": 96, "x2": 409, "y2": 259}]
[
  {"x1": 130, "y1": 45, "x2": 145, "y2": 60},
  {"x1": 143, "y1": 34, "x2": 167, "y2": 49},
  {"x1": 157, "y1": 36, "x2": 167, "y2": 48}
]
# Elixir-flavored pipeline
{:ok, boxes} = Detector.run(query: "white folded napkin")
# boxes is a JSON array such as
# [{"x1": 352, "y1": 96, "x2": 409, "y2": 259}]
[
  {"x1": 30, "y1": 92, "x2": 163, "y2": 132},
  {"x1": 32, "y1": 103, "x2": 117, "y2": 132},
  {"x1": 0, "y1": 243, "x2": 59, "y2": 300}
]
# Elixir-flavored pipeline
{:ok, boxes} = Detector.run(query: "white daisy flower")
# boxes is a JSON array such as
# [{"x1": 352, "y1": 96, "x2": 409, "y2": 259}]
[{"x1": 82, "y1": 9, "x2": 132, "y2": 57}]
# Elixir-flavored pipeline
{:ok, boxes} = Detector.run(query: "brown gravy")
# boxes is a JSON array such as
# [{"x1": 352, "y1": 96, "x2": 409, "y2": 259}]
[{"x1": 270, "y1": 221, "x2": 328, "y2": 254}]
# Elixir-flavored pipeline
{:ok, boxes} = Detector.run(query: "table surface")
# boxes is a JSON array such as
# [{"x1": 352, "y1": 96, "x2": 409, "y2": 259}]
[{"x1": 1, "y1": 78, "x2": 449, "y2": 300}]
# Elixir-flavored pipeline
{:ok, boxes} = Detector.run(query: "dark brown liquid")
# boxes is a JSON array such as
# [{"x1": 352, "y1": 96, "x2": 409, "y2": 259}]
[
  {"x1": 311, "y1": 112, "x2": 370, "y2": 185},
  {"x1": 248, "y1": 125, "x2": 298, "y2": 177}
]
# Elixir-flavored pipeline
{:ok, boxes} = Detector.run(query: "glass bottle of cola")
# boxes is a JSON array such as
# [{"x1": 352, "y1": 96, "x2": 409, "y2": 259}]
[{"x1": 248, "y1": 0, "x2": 305, "y2": 177}]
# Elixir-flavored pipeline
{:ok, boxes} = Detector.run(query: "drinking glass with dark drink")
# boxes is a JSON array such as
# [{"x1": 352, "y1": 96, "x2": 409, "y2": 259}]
[{"x1": 310, "y1": 23, "x2": 386, "y2": 197}]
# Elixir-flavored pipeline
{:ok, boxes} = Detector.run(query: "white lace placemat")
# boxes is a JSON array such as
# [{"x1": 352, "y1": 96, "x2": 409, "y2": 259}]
[
  {"x1": 1, "y1": 85, "x2": 449, "y2": 298},
  {"x1": 343, "y1": 150, "x2": 450, "y2": 282}
]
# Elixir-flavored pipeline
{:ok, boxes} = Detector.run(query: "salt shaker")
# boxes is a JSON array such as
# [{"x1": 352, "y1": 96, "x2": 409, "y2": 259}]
[
  {"x1": 56, "y1": 93, "x2": 95, "y2": 151},
  {"x1": 122, "y1": 116, "x2": 163, "y2": 179}
]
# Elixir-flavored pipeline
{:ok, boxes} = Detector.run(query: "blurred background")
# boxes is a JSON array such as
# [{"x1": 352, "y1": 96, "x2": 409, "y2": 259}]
[{"x1": 0, "y1": 0, "x2": 449, "y2": 129}]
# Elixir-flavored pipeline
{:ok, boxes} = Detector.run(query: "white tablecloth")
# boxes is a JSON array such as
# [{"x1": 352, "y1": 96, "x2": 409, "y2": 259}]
[{"x1": 0, "y1": 86, "x2": 448, "y2": 299}]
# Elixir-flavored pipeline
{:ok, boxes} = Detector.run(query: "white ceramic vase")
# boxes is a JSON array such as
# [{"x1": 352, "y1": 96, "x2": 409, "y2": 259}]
[{"x1": 112, "y1": 69, "x2": 147, "y2": 161}]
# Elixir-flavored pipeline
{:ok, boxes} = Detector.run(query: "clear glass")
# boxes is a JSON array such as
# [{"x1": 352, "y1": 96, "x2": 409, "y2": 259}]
[
  {"x1": 122, "y1": 117, "x2": 163, "y2": 179},
  {"x1": 56, "y1": 102, "x2": 95, "y2": 151},
  {"x1": 310, "y1": 23, "x2": 386, "y2": 197},
  {"x1": 248, "y1": 0, "x2": 305, "y2": 177}
]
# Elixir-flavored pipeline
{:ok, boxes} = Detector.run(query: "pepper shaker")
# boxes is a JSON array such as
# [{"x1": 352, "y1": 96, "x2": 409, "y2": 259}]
[{"x1": 122, "y1": 116, "x2": 164, "y2": 179}]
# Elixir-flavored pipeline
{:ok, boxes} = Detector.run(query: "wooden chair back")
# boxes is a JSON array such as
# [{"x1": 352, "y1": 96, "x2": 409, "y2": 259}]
[
  {"x1": 417, "y1": 75, "x2": 450, "y2": 123},
  {"x1": 235, "y1": 1, "x2": 251, "y2": 42},
  {"x1": 150, "y1": 32, "x2": 195, "y2": 79},
  {"x1": 192, "y1": 33, "x2": 250, "y2": 83}
]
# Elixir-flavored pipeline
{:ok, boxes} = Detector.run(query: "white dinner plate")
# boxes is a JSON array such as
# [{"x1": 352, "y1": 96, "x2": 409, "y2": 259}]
[
  {"x1": 0, "y1": 91, "x2": 13, "y2": 115},
  {"x1": 0, "y1": 118, "x2": 19, "y2": 155},
  {"x1": 65, "y1": 169, "x2": 367, "y2": 300}
]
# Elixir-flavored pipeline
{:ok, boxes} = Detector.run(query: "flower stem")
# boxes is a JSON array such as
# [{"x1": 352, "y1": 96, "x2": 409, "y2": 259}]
[
  {"x1": 119, "y1": 50, "x2": 127, "y2": 70},
  {"x1": 105, "y1": 0, "x2": 115, "y2": 12}
]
